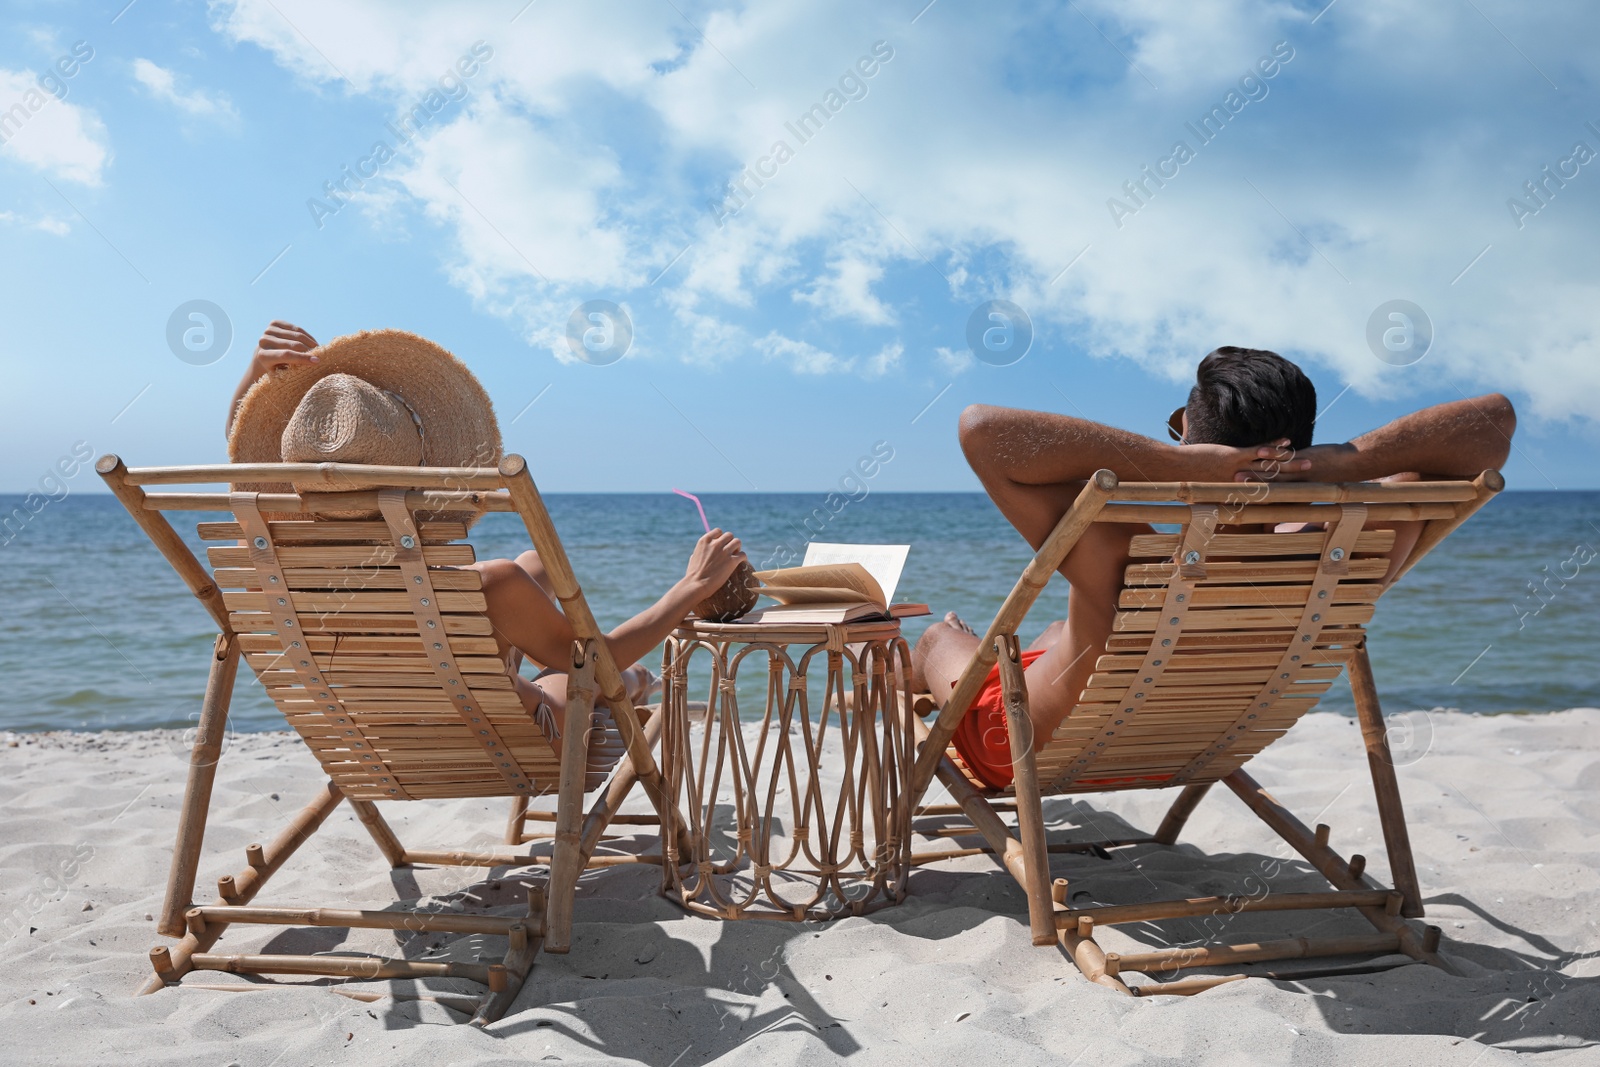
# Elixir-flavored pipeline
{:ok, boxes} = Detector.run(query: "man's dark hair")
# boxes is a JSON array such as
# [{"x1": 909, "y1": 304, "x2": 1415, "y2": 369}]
[{"x1": 1185, "y1": 347, "x2": 1317, "y2": 450}]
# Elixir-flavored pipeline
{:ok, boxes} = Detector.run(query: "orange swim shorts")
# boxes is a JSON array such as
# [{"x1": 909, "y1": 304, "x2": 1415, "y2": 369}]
[{"x1": 949, "y1": 648, "x2": 1047, "y2": 790}]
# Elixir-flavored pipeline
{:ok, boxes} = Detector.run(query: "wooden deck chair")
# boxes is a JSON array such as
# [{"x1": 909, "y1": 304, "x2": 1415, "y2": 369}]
[
  {"x1": 97, "y1": 453, "x2": 683, "y2": 1024},
  {"x1": 908, "y1": 469, "x2": 1503, "y2": 996}
]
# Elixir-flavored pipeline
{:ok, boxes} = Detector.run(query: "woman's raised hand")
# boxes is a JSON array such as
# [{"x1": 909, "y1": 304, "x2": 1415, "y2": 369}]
[
  {"x1": 682, "y1": 529, "x2": 746, "y2": 595},
  {"x1": 252, "y1": 321, "x2": 320, "y2": 376}
]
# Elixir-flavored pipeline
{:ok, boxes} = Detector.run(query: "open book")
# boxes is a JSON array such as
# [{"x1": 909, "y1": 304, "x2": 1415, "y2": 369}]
[{"x1": 741, "y1": 543, "x2": 930, "y2": 625}]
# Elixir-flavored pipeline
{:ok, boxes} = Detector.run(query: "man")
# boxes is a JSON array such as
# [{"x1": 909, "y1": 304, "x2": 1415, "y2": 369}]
[{"x1": 913, "y1": 346, "x2": 1516, "y2": 787}]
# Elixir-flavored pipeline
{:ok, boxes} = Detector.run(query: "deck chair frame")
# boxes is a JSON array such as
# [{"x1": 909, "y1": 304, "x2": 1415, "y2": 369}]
[
  {"x1": 97, "y1": 453, "x2": 683, "y2": 1024},
  {"x1": 908, "y1": 468, "x2": 1504, "y2": 995}
]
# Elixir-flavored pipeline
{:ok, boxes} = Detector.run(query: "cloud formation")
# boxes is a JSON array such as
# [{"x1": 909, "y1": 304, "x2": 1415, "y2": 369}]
[
  {"x1": 212, "y1": 0, "x2": 1599, "y2": 417},
  {"x1": 132, "y1": 59, "x2": 237, "y2": 121},
  {"x1": 0, "y1": 67, "x2": 109, "y2": 185}
]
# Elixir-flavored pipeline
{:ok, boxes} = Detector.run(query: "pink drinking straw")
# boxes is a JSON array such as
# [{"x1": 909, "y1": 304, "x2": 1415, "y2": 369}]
[{"x1": 672, "y1": 488, "x2": 711, "y2": 533}]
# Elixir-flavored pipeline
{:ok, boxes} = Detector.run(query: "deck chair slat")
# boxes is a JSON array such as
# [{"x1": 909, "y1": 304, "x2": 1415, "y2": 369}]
[
  {"x1": 1123, "y1": 558, "x2": 1389, "y2": 585},
  {"x1": 399, "y1": 783, "x2": 556, "y2": 800},
  {"x1": 318, "y1": 726, "x2": 550, "y2": 742},
  {"x1": 1103, "y1": 629, "x2": 1360, "y2": 652},
  {"x1": 1046, "y1": 712, "x2": 1306, "y2": 745},
  {"x1": 208, "y1": 544, "x2": 476, "y2": 568},
  {"x1": 1103, "y1": 502, "x2": 1455, "y2": 525},
  {"x1": 222, "y1": 590, "x2": 488, "y2": 614},
  {"x1": 287, "y1": 716, "x2": 539, "y2": 733},
  {"x1": 198, "y1": 520, "x2": 468, "y2": 542},
  {"x1": 381, "y1": 761, "x2": 559, "y2": 780},
  {"x1": 286, "y1": 714, "x2": 545, "y2": 735},
  {"x1": 1078, "y1": 680, "x2": 1333, "y2": 702},
  {"x1": 276, "y1": 687, "x2": 523, "y2": 707},
  {"x1": 235, "y1": 633, "x2": 501, "y2": 656},
  {"x1": 1105, "y1": 480, "x2": 1479, "y2": 504},
  {"x1": 258, "y1": 669, "x2": 514, "y2": 689},
  {"x1": 246, "y1": 653, "x2": 508, "y2": 673},
  {"x1": 1115, "y1": 583, "x2": 1381, "y2": 609},
  {"x1": 299, "y1": 741, "x2": 553, "y2": 763},
  {"x1": 1052, "y1": 705, "x2": 1309, "y2": 728},
  {"x1": 1090, "y1": 723, "x2": 1301, "y2": 744},
  {"x1": 229, "y1": 611, "x2": 494, "y2": 635},
  {"x1": 310, "y1": 724, "x2": 546, "y2": 744},
  {"x1": 1093, "y1": 650, "x2": 1346, "y2": 671},
  {"x1": 214, "y1": 567, "x2": 484, "y2": 592},
  {"x1": 1087, "y1": 665, "x2": 1343, "y2": 688},
  {"x1": 1111, "y1": 604, "x2": 1374, "y2": 632},
  {"x1": 1126, "y1": 530, "x2": 1396, "y2": 559}
]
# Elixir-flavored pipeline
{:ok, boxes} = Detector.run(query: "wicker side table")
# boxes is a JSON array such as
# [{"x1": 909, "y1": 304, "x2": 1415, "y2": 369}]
[{"x1": 659, "y1": 618, "x2": 915, "y2": 921}]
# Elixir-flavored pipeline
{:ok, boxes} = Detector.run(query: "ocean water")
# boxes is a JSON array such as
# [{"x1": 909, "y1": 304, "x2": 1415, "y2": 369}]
[{"x1": 0, "y1": 491, "x2": 1595, "y2": 733}]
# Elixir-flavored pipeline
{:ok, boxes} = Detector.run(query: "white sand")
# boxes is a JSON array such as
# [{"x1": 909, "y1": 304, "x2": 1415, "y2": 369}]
[{"x1": 4, "y1": 709, "x2": 1599, "y2": 1065}]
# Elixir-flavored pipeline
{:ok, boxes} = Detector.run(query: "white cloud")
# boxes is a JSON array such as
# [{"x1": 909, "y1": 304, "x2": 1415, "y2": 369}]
[
  {"x1": 212, "y1": 0, "x2": 1600, "y2": 413},
  {"x1": 864, "y1": 341, "x2": 902, "y2": 378},
  {"x1": 755, "y1": 332, "x2": 903, "y2": 378},
  {"x1": 756, "y1": 331, "x2": 850, "y2": 375},
  {"x1": 132, "y1": 59, "x2": 237, "y2": 120},
  {"x1": 934, "y1": 345, "x2": 973, "y2": 375},
  {"x1": 1, "y1": 208, "x2": 69, "y2": 234},
  {"x1": 0, "y1": 68, "x2": 109, "y2": 184},
  {"x1": 796, "y1": 254, "x2": 895, "y2": 325}
]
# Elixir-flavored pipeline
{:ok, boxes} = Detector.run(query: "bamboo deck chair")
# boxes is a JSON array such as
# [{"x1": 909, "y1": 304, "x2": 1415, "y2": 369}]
[
  {"x1": 909, "y1": 469, "x2": 1503, "y2": 996},
  {"x1": 97, "y1": 453, "x2": 682, "y2": 1024}
]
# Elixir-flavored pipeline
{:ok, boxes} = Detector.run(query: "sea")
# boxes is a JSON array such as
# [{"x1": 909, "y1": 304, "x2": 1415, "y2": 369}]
[{"x1": 1, "y1": 491, "x2": 1596, "y2": 733}]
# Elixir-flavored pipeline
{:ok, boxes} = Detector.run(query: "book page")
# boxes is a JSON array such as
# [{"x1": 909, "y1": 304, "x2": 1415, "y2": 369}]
[
  {"x1": 755, "y1": 563, "x2": 884, "y2": 607},
  {"x1": 801, "y1": 543, "x2": 909, "y2": 604}
]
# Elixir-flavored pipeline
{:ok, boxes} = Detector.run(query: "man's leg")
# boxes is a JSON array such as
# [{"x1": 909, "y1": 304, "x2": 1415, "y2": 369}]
[
  {"x1": 1026, "y1": 620, "x2": 1065, "y2": 651},
  {"x1": 910, "y1": 613, "x2": 982, "y2": 696}
]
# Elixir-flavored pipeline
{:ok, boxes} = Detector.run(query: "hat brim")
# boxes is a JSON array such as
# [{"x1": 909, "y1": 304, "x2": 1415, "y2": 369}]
[{"x1": 227, "y1": 329, "x2": 503, "y2": 524}]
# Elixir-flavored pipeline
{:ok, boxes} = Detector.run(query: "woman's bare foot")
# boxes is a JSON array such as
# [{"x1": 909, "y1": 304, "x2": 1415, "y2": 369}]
[{"x1": 622, "y1": 663, "x2": 662, "y2": 704}]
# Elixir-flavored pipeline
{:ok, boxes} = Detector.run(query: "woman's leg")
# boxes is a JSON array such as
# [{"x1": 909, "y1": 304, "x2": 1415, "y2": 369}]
[
  {"x1": 512, "y1": 663, "x2": 658, "y2": 718},
  {"x1": 470, "y1": 550, "x2": 564, "y2": 667}
]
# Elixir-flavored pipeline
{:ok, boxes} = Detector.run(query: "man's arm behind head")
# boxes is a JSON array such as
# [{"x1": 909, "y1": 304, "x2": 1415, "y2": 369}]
[{"x1": 1297, "y1": 393, "x2": 1516, "y2": 483}]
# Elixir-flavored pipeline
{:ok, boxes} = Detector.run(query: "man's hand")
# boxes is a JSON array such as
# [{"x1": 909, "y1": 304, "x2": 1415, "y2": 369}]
[
  {"x1": 1185, "y1": 439, "x2": 1314, "y2": 482},
  {"x1": 252, "y1": 321, "x2": 319, "y2": 376},
  {"x1": 681, "y1": 529, "x2": 746, "y2": 596}
]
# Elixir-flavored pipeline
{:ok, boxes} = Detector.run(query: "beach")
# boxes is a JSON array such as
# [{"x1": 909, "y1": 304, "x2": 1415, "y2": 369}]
[{"x1": 5, "y1": 708, "x2": 1598, "y2": 1065}]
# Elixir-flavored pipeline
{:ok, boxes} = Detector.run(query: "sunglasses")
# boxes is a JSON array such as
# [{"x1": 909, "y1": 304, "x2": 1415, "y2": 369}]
[{"x1": 1166, "y1": 406, "x2": 1186, "y2": 444}]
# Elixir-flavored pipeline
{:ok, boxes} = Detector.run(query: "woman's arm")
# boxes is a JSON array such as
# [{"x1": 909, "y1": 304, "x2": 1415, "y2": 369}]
[
  {"x1": 227, "y1": 321, "x2": 320, "y2": 437},
  {"x1": 479, "y1": 530, "x2": 747, "y2": 672},
  {"x1": 600, "y1": 530, "x2": 745, "y2": 669}
]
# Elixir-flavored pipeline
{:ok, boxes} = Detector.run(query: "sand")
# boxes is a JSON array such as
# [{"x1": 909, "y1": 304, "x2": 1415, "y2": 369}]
[{"x1": 3, "y1": 708, "x2": 1599, "y2": 1065}]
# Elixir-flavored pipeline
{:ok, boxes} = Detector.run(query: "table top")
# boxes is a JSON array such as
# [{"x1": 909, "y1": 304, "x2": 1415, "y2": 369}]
[{"x1": 671, "y1": 616, "x2": 905, "y2": 645}]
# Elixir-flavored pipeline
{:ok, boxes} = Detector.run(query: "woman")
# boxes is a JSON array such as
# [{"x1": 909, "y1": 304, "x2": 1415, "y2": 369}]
[{"x1": 230, "y1": 321, "x2": 747, "y2": 776}]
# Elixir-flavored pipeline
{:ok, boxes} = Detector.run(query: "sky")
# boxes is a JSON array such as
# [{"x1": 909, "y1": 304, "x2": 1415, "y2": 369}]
[{"x1": 1, "y1": 0, "x2": 1596, "y2": 495}]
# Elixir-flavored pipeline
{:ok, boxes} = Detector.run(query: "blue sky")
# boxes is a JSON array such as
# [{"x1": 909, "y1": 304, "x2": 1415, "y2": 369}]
[{"x1": 1, "y1": 0, "x2": 1596, "y2": 494}]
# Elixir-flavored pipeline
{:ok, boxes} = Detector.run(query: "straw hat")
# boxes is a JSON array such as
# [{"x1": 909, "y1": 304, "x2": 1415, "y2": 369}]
[{"x1": 227, "y1": 329, "x2": 502, "y2": 524}]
